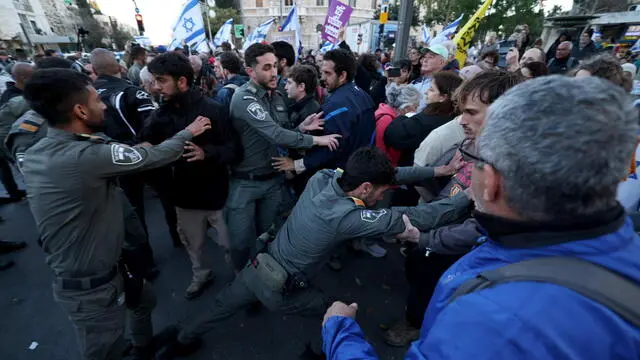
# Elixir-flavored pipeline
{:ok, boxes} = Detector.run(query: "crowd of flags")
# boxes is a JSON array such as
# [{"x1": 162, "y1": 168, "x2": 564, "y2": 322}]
[{"x1": 167, "y1": 0, "x2": 470, "y2": 55}]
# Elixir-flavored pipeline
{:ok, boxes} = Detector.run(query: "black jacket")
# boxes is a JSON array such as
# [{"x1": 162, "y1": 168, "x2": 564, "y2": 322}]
[
  {"x1": 574, "y1": 41, "x2": 598, "y2": 60},
  {"x1": 0, "y1": 83, "x2": 22, "y2": 106},
  {"x1": 288, "y1": 94, "x2": 321, "y2": 130},
  {"x1": 384, "y1": 112, "x2": 455, "y2": 166},
  {"x1": 141, "y1": 90, "x2": 242, "y2": 210},
  {"x1": 93, "y1": 75, "x2": 155, "y2": 145}
]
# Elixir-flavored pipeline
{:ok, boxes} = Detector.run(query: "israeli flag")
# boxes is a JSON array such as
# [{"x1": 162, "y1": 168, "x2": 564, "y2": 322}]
[
  {"x1": 168, "y1": 0, "x2": 207, "y2": 51},
  {"x1": 430, "y1": 13, "x2": 464, "y2": 46},
  {"x1": 243, "y1": 18, "x2": 276, "y2": 50},
  {"x1": 281, "y1": 5, "x2": 302, "y2": 56},
  {"x1": 422, "y1": 25, "x2": 432, "y2": 45},
  {"x1": 212, "y1": 18, "x2": 235, "y2": 48},
  {"x1": 320, "y1": 41, "x2": 338, "y2": 53},
  {"x1": 632, "y1": 38, "x2": 640, "y2": 53}
]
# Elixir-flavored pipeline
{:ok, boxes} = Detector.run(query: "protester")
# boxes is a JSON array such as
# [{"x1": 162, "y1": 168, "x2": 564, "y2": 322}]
[
  {"x1": 385, "y1": 72, "x2": 463, "y2": 167},
  {"x1": 128, "y1": 46, "x2": 146, "y2": 86},
  {"x1": 213, "y1": 51, "x2": 248, "y2": 107},
  {"x1": 386, "y1": 59, "x2": 412, "y2": 85},
  {"x1": 477, "y1": 50, "x2": 499, "y2": 71},
  {"x1": 441, "y1": 41, "x2": 460, "y2": 72},
  {"x1": 272, "y1": 41, "x2": 296, "y2": 103},
  {"x1": 548, "y1": 41, "x2": 578, "y2": 75},
  {"x1": 521, "y1": 61, "x2": 549, "y2": 79},
  {"x1": 505, "y1": 47, "x2": 520, "y2": 72},
  {"x1": 412, "y1": 44, "x2": 449, "y2": 112},
  {"x1": 0, "y1": 63, "x2": 33, "y2": 106},
  {"x1": 143, "y1": 52, "x2": 242, "y2": 299},
  {"x1": 574, "y1": 29, "x2": 598, "y2": 61},
  {"x1": 358, "y1": 53, "x2": 385, "y2": 106},
  {"x1": 459, "y1": 65, "x2": 483, "y2": 80},
  {"x1": 188, "y1": 54, "x2": 217, "y2": 97},
  {"x1": 374, "y1": 84, "x2": 421, "y2": 166},
  {"x1": 322, "y1": 75, "x2": 640, "y2": 360},
  {"x1": 284, "y1": 64, "x2": 322, "y2": 130},
  {"x1": 408, "y1": 47, "x2": 422, "y2": 82},
  {"x1": 546, "y1": 32, "x2": 571, "y2": 62},
  {"x1": 519, "y1": 47, "x2": 545, "y2": 68},
  {"x1": 479, "y1": 31, "x2": 498, "y2": 58}
]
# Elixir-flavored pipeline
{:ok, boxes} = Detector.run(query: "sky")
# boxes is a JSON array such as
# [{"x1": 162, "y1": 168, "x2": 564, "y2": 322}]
[{"x1": 96, "y1": 0, "x2": 574, "y2": 45}]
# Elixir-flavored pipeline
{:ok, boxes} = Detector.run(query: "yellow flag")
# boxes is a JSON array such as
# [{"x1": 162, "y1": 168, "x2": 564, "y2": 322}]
[{"x1": 453, "y1": 0, "x2": 494, "y2": 65}]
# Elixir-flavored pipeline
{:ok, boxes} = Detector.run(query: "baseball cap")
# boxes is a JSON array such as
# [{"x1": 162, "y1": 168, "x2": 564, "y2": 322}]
[
  {"x1": 424, "y1": 44, "x2": 449, "y2": 60},
  {"x1": 622, "y1": 63, "x2": 637, "y2": 77}
]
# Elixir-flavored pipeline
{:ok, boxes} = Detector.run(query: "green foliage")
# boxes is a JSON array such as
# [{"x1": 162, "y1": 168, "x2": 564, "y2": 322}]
[
  {"x1": 204, "y1": 7, "x2": 241, "y2": 40},
  {"x1": 372, "y1": 3, "x2": 420, "y2": 27},
  {"x1": 74, "y1": 0, "x2": 107, "y2": 49},
  {"x1": 419, "y1": 0, "x2": 544, "y2": 43},
  {"x1": 111, "y1": 22, "x2": 133, "y2": 50},
  {"x1": 546, "y1": 4, "x2": 565, "y2": 17},
  {"x1": 214, "y1": 0, "x2": 236, "y2": 9}
]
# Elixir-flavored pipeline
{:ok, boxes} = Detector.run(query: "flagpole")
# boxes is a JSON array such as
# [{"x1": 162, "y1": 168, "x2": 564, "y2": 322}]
[{"x1": 204, "y1": 1, "x2": 214, "y2": 47}]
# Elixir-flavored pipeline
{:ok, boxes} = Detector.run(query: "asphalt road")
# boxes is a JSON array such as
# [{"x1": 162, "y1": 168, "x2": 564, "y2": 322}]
[{"x1": 0, "y1": 178, "x2": 412, "y2": 360}]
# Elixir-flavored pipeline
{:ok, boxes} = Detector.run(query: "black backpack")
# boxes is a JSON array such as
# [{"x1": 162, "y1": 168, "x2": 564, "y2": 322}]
[{"x1": 449, "y1": 256, "x2": 640, "y2": 327}]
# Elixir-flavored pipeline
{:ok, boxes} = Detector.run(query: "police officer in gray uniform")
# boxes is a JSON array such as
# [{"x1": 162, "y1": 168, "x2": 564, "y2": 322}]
[
  {"x1": 227, "y1": 43, "x2": 341, "y2": 270},
  {"x1": 170, "y1": 148, "x2": 470, "y2": 358},
  {"x1": 20, "y1": 68, "x2": 212, "y2": 360}
]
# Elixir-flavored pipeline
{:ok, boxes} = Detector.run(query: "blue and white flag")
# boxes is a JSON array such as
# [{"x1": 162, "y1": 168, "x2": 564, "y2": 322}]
[
  {"x1": 430, "y1": 13, "x2": 464, "y2": 46},
  {"x1": 632, "y1": 38, "x2": 640, "y2": 53},
  {"x1": 212, "y1": 18, "x2": 235, "y2": 49},
  {"x1": 320, "y1": 41, "x2": 338, "y2": 53},
  {"x1": 168, "y1": 0, "x2": 207, "y2": 51},
  {"x1": 422, "y1": 25, "x2": 432, "y2": 45},
  {"x1": 281, "y1": 5, "x2": 302, "y2": 56},
  {"x1": 243, "y1": 18, "x2": 275, "y2": 50}
]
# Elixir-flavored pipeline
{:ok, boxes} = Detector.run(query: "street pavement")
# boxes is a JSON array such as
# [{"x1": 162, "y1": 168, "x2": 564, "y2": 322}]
[{"x1": 0, "y1": 179, "x2": 412, "y2": 360}]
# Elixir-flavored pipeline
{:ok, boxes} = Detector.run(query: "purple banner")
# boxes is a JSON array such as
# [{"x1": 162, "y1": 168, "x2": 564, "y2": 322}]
[{"x1": 321, "y1": 0, "x2": 353, "y2": 44}]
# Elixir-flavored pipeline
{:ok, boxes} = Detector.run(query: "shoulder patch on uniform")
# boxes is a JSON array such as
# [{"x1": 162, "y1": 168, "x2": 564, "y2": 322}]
[
  {"x1": 18, "y1": 122, "x2": 39, "y2": 132},
  {"x1": 110, "y1": 144, "x2": 142, "y2": 165},
  {"x1": 135, "y1": 90, "x2": 150, "y2": 99},
  {"x1": 350, "y1": 197, "x2": 365, "y2": 207},
  {"x1": 247, "y1": 102, "x2": 267, "y2": 120},
  {"x1": 360, "y1": 209, "x2": 387, "y2": 222},
  {"x1": 243, "y1": 96, "x2": 257, "y2": 101},
  {"x1": 247, "y1": 85, "x2": 257, "y2": 94}
]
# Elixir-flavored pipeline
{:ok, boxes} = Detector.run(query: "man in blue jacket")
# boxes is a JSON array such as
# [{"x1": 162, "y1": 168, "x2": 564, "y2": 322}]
[
  {"x1": 272, "y1": 48, "x2": 375, "y2": 178},
  {"x1": 321, "y1": 75, "x2": 640, "y2": 359}
]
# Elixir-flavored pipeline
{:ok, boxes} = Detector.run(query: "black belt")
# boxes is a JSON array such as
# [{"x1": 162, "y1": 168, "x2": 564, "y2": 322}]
[
  {"x1": 57, "y1": 266, "x2": 118, "y2": 291},
  {"x1": 232, "y1": 171, "x2": 279, "y2": 181}
]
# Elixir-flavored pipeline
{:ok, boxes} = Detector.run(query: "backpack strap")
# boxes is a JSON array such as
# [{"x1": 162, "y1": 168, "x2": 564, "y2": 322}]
[{"x1": 449, "y1": 256, "x2": 640, "y2": 328}]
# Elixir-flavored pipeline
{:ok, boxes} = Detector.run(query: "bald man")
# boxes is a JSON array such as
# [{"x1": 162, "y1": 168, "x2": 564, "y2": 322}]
[
  {"x1": 548, "y1": 41, "x2": 578, "y2": 75},
  {"x1": 0, "y1": 62, "x2": 33, "y2": 106}
]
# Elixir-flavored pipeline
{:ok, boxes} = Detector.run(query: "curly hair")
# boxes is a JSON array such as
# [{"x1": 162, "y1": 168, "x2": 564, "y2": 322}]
[{"x1": 576, "y1": 54, "x2": 631, "y2": 92}]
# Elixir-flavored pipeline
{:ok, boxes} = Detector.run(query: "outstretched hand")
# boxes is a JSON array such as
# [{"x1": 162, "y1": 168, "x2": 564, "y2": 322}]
[{"x1": 322, "y1": 301, "x2": 359, "y2": 327}]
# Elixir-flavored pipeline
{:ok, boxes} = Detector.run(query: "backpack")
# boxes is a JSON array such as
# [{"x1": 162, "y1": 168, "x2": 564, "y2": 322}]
[{"x1": 449, "y1": 256, "x2": 640, "y2": 327}]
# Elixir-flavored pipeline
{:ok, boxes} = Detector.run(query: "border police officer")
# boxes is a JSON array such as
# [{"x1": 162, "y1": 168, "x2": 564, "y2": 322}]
[
  {"x1": 226, "y1": 43, "x2": 342, "y2": 271},
  {"x1": 169, "y1": 148, "x2": 470, "y2": 358},
  {"x1": 21, "y1": 68, "x2": 212, "y2": 360}
]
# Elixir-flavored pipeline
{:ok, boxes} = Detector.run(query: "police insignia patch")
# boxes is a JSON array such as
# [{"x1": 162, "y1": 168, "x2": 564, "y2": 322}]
[
  {"x1": 360, "y1": 209, "x2": 387, "y2": 222},
  {"x1": 136, "y1": 90, "x2": 150, "y2": 100},
  {"x1": 110, "y1": 144, "x2": 142, "y2": 165},
  {"x1": 247, "y1": 102, "x2": 267, "y2": 120}
]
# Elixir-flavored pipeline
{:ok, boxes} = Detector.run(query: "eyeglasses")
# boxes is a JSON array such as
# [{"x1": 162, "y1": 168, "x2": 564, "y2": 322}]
[{"x1": 458, "y1": 138, "x2": 491, "y2": 166}]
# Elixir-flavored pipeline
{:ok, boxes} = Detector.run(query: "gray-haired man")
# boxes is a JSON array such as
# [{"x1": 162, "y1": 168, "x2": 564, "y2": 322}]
[{"x1": 324, "y1": 75, "x2": 640, "y2": 360}]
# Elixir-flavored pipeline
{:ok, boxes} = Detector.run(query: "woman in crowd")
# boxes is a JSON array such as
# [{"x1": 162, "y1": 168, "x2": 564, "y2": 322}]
[
  {"x1": 374, "y1": 83, "x2": 422, "y2": 167},
  {"x1": 385, "y1": 71, "x2": 464, "y2": 167},
  {"x1": 477, "y1": 50, "x2": 499, "y2": 71},
  {"x1": 521, "y1": 61, "x2": 549, "y2": 79},
  {"x1": 358, "y1": 53, "x2": 386, "y2": 106}
]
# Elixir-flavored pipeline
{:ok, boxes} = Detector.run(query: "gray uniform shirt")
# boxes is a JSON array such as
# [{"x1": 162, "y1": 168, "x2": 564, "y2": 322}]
[
  {"x1": 22, "y1": 127, "x2": 193, "y2": 277},
  {"x1": 268, "y1": 169, "x2": 470, "y2": 278},
  {"x1": 5, "y1": 109, "x2": 48, "y2": 168},
  {"x1": 229, "y1": 80, "x2": 314, "y2": 175}
]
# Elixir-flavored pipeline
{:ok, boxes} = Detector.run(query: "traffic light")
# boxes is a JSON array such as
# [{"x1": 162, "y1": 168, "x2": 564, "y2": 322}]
[{"x1": 135, "y1": 14, "x2": 145, "y2": 35}]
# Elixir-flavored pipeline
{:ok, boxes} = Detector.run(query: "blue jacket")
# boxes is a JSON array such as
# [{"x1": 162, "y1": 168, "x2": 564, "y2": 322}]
[
  {"x1": 322, "y1": 215, "x2": 640, "y2": 360},
  {"x1": 213, "y1": 75, "x2": 248, "y2": 108},
  {"x1": 302, "y1": 82, "x2": 374, "y2": 172}
]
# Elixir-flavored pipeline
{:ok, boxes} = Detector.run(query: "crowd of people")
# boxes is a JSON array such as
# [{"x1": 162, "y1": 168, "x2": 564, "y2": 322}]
[{"x1": 0, "y1": 24, "x2": 639, "y2": 360}]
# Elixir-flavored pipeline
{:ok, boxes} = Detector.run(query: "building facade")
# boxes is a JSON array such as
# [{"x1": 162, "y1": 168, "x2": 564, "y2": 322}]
[
  {"x1": 0, "y1": 0, "x2": 75, "y2": 53},
  {"x1": 240, "y1": 0, "x2": 379, "y2": 51}
]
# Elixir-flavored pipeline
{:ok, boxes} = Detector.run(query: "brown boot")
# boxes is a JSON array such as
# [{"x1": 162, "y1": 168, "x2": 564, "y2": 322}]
[{"x1": 384, "y1": 319, "x2": 420, "y2": 347}]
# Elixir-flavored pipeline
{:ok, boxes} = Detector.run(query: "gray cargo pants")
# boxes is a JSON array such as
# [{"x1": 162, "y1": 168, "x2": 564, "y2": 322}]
[
  {"x1": 225, "y1": 178, "x2": 282, "y2": 270},
  {"x1": 53, "y1": 274, "x2": 156, "y2": 360},
  {"x1": 178, "y1": 263, "x2": 327, "y2": 342}
]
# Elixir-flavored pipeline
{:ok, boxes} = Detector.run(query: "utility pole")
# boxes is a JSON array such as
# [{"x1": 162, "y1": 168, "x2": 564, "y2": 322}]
[
  {"x1": 393, "y1": 0, "x2": 413, "y2": 62},
  {"x1": 203, "y1": 0, "x2": 214, "y2": 44}
]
